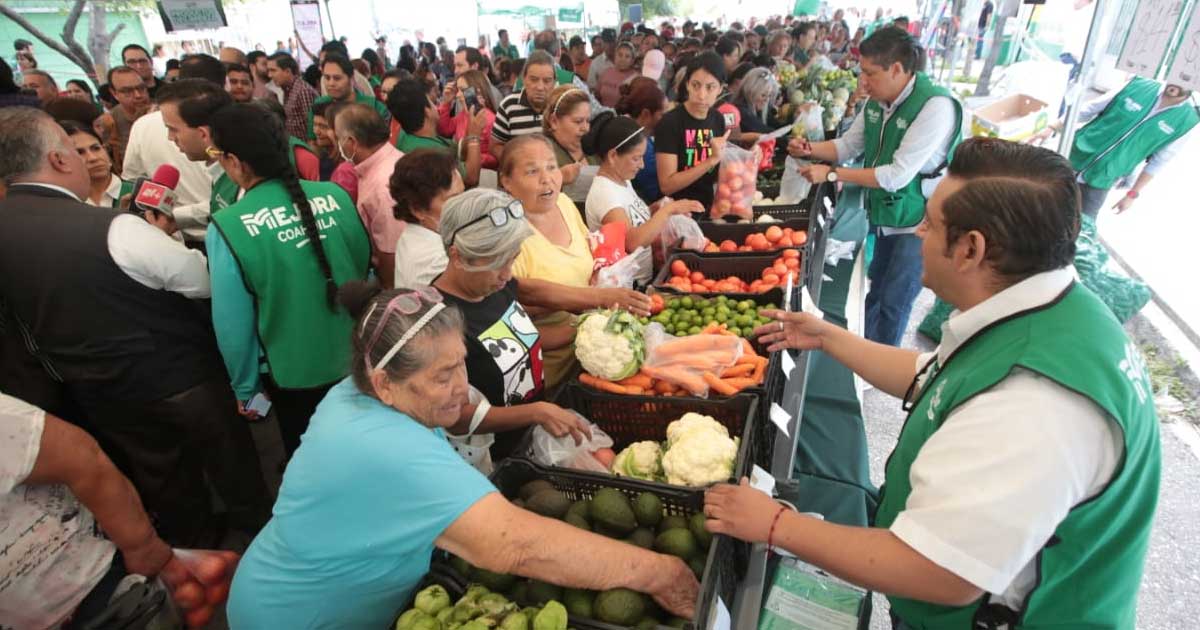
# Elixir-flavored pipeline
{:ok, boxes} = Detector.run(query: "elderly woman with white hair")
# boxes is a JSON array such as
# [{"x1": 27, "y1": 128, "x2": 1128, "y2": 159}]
[
  {"x1": 730, "y1": 67, "x2": 779, "y2": 146},
  {"x1": 432, "y1": 188, "x2": 590, "y2": 459}
]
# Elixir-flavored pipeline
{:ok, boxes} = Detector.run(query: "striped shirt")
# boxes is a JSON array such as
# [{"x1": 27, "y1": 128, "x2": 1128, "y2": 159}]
[{"x1": 491, "y1": 91, "x2": 544, "y2": 144}]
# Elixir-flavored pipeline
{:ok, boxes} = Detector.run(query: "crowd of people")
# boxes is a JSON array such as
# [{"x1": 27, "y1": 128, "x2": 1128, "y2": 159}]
[{"x1": 0, "y1": 7, "x2": 1185, "y2": 630}]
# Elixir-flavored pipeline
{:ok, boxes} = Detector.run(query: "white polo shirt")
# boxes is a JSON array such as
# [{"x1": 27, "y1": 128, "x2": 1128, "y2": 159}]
[{"x1": 891, "y1": 268, "x2": 1123, "y2": 610}]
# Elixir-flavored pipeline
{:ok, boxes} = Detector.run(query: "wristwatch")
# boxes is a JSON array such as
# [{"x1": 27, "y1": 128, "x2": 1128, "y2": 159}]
[{"x1": 826, "y1": 166, "x2": 839, "y2": 183}]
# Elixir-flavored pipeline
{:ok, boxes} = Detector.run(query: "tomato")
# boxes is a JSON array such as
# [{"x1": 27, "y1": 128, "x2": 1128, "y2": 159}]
[
  {"x1": 719, "y1": 239, "x2": 738, "y2": 252},
  {"x1": 725, "y1": 161, "x2": 744, "y2": 178},
  {"x1": 592, "y1": 448, "x2": 616, "y2": 468},
  {"x1": 712, "y1": 199, "x2": 732, "y2": 218},
  {"x1": 729, "y1": 176, "x2": 744, "y2": 192},
  {"x1": 174, "y1": 581, "x2": 204, "y2": 610},
  {"x1": 689, "y1": 271, "x2": 705, "y2": 283},
  {"x1": 784, "y1": 258, "x2": 801, "y2": 270},
  {"x1": 776, "y1": 236, "x2": 794, "y2": 248},
  {"x1": 782, "y1": 228, "x2": 794, "y2": 239},
  {"x1": 793, "y1": 231, "x2": 808, "y2": 245},
  {"x1": 716, "y1": 183, "x2": 732, "y2": 200},
  {"x1": 671, "y1": 260, "x2": 689, "y2": 277},
  {"x1": 781, "y1": 248, "x2": 801, "y2": 259},
  {"x1": 773, "y1": 262, "x2": 789, "y2": 276},
  {"x1": 749, "y1": 234, "x2": 770, "y2": 251},
  {"x1": 765, "y1": 226, "x2": 783, "y2": 243},
  {"x1": 762, "y1": 272, "x2": 780, "y2": 285},
  {"x1": 205, "y1": 582, "x2": 230, "y2": 605},
  {"x1": 185, "y1": 605, "x2": 214, "y2": 629},
  {"x1": 738, "y1": 245, "x2": 753, "y2": 252},
  {"x1": 704, "y1": 242, "x2": 720, "y2": 253}
]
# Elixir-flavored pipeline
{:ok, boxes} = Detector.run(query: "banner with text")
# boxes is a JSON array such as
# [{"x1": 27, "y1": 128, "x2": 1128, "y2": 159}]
[
  {"x1": 157, "y1": 0, "x2": 227, "y2": 32},
  {"x1": 290, "y1": 0, "x2": 323, "y2": 69}
]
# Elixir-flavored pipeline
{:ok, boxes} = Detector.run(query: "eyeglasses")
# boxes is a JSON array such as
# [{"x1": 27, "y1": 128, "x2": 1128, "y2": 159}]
[
  {"x1": 125, "y1": 57, "x2": 152, "y2": 66},
  {"x1": 448, "y1": 200, "x2": 525, "y2": 247},
  {"x1": 115, "y1": 85, "x2": 149, "y2": 96},
  {"x1": 360, "y1": 286, "x2": 446, "y2": 372}
]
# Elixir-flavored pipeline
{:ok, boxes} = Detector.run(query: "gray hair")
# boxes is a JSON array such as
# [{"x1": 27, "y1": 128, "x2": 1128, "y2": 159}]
[
  {"x1": 734, "y1": 68, "x2": 779, "y2": 110},
  {"x1": 0, "y1": 107, "x2": 63, "y2": 184},
  {"x1": 23, "y1": 68, "x2": 56, "y2": 88},
  {"x1": 524, "y1": 50, "x2": 556, "y2": 77},
  {"x1": 438, "y1": 188, "x2": 532, "y2": 265}
]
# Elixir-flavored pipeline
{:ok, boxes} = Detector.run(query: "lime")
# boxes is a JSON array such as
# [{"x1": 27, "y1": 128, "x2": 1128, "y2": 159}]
[
  {"x1": 702, "y1": 307, "x2": 716, "y2": 318},
  {"x1": 731, "y1": 327, "x2": 744, "y2": 337},
  {"x1": 765, "y1": 303, "x2": 778, "y2": 311},
  {"x1": 737, "y1": 314, "x2": 753, "y2": 328},
  {"x1": 681, "y1": 297, "x2": 694, "y2": 309},
  {"x1": 738, "y1": 300, "x2": 754, "y2": 312},
  {"x1": 715, "y1": 312, "x2": 729, "y2": 324},
  {"x1": 687, "y1": 326, "x2": 702, "y2": 335},
  {"x1": 667, "y1": 298, "x2": 682, "y2": 310}
]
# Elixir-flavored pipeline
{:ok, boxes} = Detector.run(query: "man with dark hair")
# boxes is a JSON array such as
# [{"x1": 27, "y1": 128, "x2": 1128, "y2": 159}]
[
  {"x1": 387, "y1": 78, "x2": 483, "y2": 185},
  {"x1": 309, "y1": 54, "x2": 389, "y2": 142},
  {"x1": 711, "y1": 138, "x2": 1160, "y2": 630},
  {"x1": 790, "y1": 26, "x2": 961, "y2": 347},
  {"x1": 246, "y1": 49, "x2": 278, "y2": 102},
  {"x1": 268, "y1": 52, "x2": 318, "y2": 140},
  {"x1": 568, "y1": 36, "x2": 590, "y2": 82},
  {"x1": 454, "y1": 45, "x2": 484, "y2": 77},
  {"x1": 0, "y1": 107, "x2": 271, "y2": 549},
  {"x1": 121, "y1": 43, "x2": 161, "y2": 96},
  {"x1": 587, "y1": 28, "x2": 618, "y2": 91},
  {"x1": 225, "y1": 63, "x2": 255, "y2": 103},
  {"x1": 791, "y1": 22, "x2": 818, "y2": 66},
  {"x1": 94, "y1": 66, "x2": 149, "y2": 171},
  {"x1": 493, "y1": 29, "x2": 519, "y2": 60},
  {"x1": 179, "y1": 52, "x2": 227, "y2": 85}
]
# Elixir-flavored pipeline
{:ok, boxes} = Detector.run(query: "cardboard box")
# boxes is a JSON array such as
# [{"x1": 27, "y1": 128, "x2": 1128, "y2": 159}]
[{"x1": 970, "y1": 93, "x2": 1050, "y2": 141}]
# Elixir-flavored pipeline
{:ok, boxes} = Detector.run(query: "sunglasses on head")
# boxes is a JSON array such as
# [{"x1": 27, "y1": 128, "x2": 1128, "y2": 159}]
[{"x1": 448, "y1": 199, "x2": 525, "y2": 247}]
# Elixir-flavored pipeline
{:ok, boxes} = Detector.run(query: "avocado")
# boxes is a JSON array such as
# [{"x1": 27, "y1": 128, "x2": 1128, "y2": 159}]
[
  {"x1": 526, "y1": 489, "x2": 571, "y2": 519},
  {"x1": 632, "y1": 492, "x2": 663, "y2": 528},
  {"x1": 658, "y1": 514, "x2": 688, "y2": 533},
  {"x1": 655, "y1": 529, "x2": 698, "y2": 560},
  {"x1": 590, "y1": 488, "x2": 637, "y2": 535},
  {"x1": 566, "y1": 499, "x2": 591, "y2": 523},
  {"x1": 474, "y1": 568, "x2": 517, "y2": 592},
  {"x1": 635, "y1": 618, "x2": 661, "y2": 629},
  {"x1": 624, "y1": 527, "x2": 656, "y2": 549},
  {"x1": 688, "y1": 555, "x2": 706, "y2": 579},
  {"x1": 594, "y1": 588, "x2": 647, "y2": 625},
  {"x1": 564, "y1": 512, "x2": 591, "y2": 530},
  {"x1": 666, "y1": 616, "x2": 689, "y2": 627},
  {"x1": 562, "y1": 588, "x2": 595, "y2": 618},
  {"x1": 519, "y1": 479, "x2": 556, "y2": 501},
  {"x1": 526, "y1": 579, "x2": 563, "y2": 605},
  {"x1": 689, "y1": 512, "x2": 713, "y2": 550}
]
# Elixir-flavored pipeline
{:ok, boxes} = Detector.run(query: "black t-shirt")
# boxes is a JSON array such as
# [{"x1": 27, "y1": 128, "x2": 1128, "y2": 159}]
[
  {"x1": 737, "y1": 103, "x2": 772, "y2": 133},
  {"x1": 436, "y1": 280, "x2": 545, "y2": 457},
  {"x1": 654, "y1": 105, "x2": 727, "y2": 210}
]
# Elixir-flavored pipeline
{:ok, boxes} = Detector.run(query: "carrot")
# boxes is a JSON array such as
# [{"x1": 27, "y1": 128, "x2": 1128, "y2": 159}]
[
  {"x1": 617, "y1": 373, "x2": 654, "y2": 389},
  {"x1": 654, "y1": 380, "x2": 678, "y2": 395},
  {"x1": 642, "y1": 365, "x2": 709, "y2": 395},
  {"x1": 740, "y1": 338, "x2": 758, "y2": 359},
  {"x1": 722, "y1": 363, "x2": 756, "y2": 378},
  {"x1": 751, "y1": 356, "x2": 769, "y2": 383},
  {"x1": 721, "y1": 377, "x2": 759, "y2": 390},
  {"x1": 580, "y1": 373, "x2": 633, "y2": 395},
  {"x1": 656, "y1": 334, "x2": 733, "y2": 355},
  {"x1": 703, "y1": 371, "x2": 739, "y2": 396}
]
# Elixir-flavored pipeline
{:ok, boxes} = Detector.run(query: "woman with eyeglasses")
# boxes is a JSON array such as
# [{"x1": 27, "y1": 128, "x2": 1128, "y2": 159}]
[
  {"x1": 389, "y1": 149, "x2": 465, "y2": 289},
  {"x1": 227, "y1": 282, "x2": 698, "y2": 629},
  {"x1": 204, "y1": 103, "x2": 371, "y2": 459},
  {"x1": 542, "y1": 84, "x2": 599, "y2": 207},
  {"x1": 655, "y1": 51, "x2": 731, "y2": 214},
  {"x1": 433, "y1": 188, "x2": 590, "y2": 461},
  {"x1": 498, "y1": 134, "x2": 652, "y2": 389},
  {"x1": 584, "y1": 113, "x2": 703, "y2": 285}
]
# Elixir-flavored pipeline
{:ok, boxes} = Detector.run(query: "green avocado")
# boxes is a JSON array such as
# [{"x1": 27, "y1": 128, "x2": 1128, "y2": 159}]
[
  {"x1": 632, "y1": 492, "x2": 663, "y2": 528},
  {"x1": 519, "y1": 480, "x2": 556, "y2": 501},
  {"x1": 624, "y1": 527, "x2": 656, "y2": 549},
  {"x1": 594, "y1": 588, "x2": 647, "y2": 626},
  {"x1": 658, "y1": 514, "x2": 688, "y2": 534},
  {"x1": 654, "y1": 528, "x2": 698, "y2": 560},
  {"x1": 562, "y1": 588, "x2": 595, "y2": 618},
  {"x1": 526, "y1": 489, "x2": 571, "y2": 519},
  {"x1": 525, "y1": 579, "x2": 563, "y2": 606},
  {"x1": 590, "y1": 488, "x2": 637, "y2": 536},
  {"x1": 689, "y1": 512, "x2": 713, "y2": 550}
]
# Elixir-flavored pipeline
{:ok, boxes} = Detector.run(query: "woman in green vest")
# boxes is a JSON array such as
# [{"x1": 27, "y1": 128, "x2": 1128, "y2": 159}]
[
  {"x1": 706, "y1": 139, "x2": 1161, "y2": 630},
  {"x1": 205, "y1": 104, "x2": 372, "y2": 458}
]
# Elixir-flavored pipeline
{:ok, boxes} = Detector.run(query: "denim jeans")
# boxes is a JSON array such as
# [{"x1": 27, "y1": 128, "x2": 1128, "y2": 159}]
[{"x1": 865, "y1": 230, "x2": 925, "y2": 347}]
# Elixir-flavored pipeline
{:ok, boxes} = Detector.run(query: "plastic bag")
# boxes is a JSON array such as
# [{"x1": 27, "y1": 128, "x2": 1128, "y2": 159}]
[
  {"x1": 641, "y1": 323, "x2": 745, "y2": 397},
  {"x1": 712, "y1": 143, "x2": 758, "y2": 221},
  {"x1": 594, "y1": 247, "x2": 647, "y2": 288},
  {"x1": 447, "y1": 386, "x2": 496, "y2": 474},
  {"x1": 589, "y1": 220, "x2": 628, "y2": 272},
  {"x1": 654, "y1": 214, "x2": 705, "y2": 268},
  {"x1": 526, "y1": 413, "x2": 614, "y2": 473},
  {"x1": 779, "y1": 155, "x2": 813, "y2": 205}
]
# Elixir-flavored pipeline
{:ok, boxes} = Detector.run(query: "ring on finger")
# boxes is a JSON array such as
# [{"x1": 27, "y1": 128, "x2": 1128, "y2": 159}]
[{"x1": 778, "y1": 321, "x2": 785, "y2": 332}]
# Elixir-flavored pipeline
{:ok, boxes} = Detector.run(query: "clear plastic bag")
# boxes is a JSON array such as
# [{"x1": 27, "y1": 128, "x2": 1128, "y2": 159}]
[
  {"x1": 640, "y1": 323, "x2": 745, "y2": 397},
  {"x1": 654, "y1": 214, "x2": 706, "y2": 266},
  {"x1": 712, "y1": 144, "x2": 759, "y2": 221},
  {"x1": 447, "y1": 386, "x2": 496, "y2": 474},
  {"x1": 594, "y1": 247, "x2": 647, "y2": 289},
  {"x1": 526, "y1": 413, "x2": 614, "y2": 473}
]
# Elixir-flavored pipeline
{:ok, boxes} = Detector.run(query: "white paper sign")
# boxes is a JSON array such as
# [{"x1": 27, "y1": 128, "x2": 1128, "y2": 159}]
[
  {"x1": 290, "y1": 0, "x2": 323, "y2": 69},
  {"x1": 1166, "y1": 2, "x2": 1200, "y2": 92},
  {"x1": 781, "y1": 349, "x2": 796, "y2": 379},
  {"x1": 159, "y1": 0, "x2": 227, "y2": 31},
  {"x1": 801, "y1": 286, "x2": 825, "y2": 320},
  {"x1": 750, "y1": 464, "x2": 777, "y2": 496},
  {"x1": 1118, "y1": 0, "x2": 1187, "y2": 79},
  {"x1": 707, "y1": 595, "x2": 732, "y2": 630},
  {"x1": 770, "y1": 402, "x2": 792, "y2": 438}
]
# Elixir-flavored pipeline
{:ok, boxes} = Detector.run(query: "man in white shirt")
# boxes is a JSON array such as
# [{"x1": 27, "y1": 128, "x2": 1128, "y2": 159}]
[{"x1": 706, "y1": 138, "x2": 1161, "y2": 630}]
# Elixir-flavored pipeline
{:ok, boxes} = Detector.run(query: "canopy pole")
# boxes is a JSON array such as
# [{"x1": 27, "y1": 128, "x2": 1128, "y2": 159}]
[{"x1": 1057, "y1": 1, "x2": 1109, "y2": 157}]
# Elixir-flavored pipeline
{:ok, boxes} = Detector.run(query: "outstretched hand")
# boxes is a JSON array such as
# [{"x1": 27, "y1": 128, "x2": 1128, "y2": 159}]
[{"x1": 753, "y1": 309, "x2": 829, "y2": 352}]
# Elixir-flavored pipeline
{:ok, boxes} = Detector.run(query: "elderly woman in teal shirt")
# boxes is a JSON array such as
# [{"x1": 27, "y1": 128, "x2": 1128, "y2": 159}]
[{"x1": 227, "y1": 282, "x2": 699, "y2": 628}]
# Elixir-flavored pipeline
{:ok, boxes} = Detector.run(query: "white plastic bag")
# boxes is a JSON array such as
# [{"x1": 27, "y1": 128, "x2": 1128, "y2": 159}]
[
  {"x1": 780, "y1": 155, "x2": 813, "y2": 204},
  {"x1": 447, "y1": 386, "x2": 496, "y2": 474},
  {"x1": 640, "y1": 323, "x2": 745, "y2": 397},
  {"x1": 527, "y1": 413, "x2": 614, "y2": 473},
  {"x1": 654, "y1": 214, "x2": 705, "y2": 268},
  {"x1": 594, "y1": 247, "x2": 647, "y2": 288}
]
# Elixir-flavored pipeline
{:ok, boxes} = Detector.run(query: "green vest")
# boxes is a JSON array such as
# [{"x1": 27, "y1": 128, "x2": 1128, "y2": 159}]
[
  {"x1": 1069, "y1": 77, "x2": 1199, "y2": 189},
  {"x1": 862, "y1": 73, "x2": 962, "y2": 228},
  {"x1": 110, "y1": 179, "x2": 134, "y2": 208},
  {"x1": 211, "y1": 179, "x2": 372, "y2": 389},
  {"x1": 308, "y1": 93, "x2": 390, "y2": 140},
  {"x1": 875, "y1": 283, "x2": 1161, "y2": 629},
  {"x1": 211, "y1": 137, "x2": 318, "y2": 214}
]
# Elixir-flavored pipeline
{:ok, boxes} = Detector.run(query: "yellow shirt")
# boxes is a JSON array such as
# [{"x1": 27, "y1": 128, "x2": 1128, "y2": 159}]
[{"x1": 512, "y1": 194, "x2": 594, "y2": 389}]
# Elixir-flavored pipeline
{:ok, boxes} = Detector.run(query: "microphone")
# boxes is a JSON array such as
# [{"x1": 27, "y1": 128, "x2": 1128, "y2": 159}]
[{"x1": 130, "y1": 164, "x2": 180, "y2": 217}]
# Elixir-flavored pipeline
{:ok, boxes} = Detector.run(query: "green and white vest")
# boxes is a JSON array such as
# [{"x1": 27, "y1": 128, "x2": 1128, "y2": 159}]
[
  {"x1": 210, "y1": 137, "x2": 318, "y2": 215},
  {"x1": 874, "y1": 282, "x2": 1161, "y2": 629},
  {"x1": 1070, "y1": 77, "x2": 1199, "y2": 190},
  {"x1": 211, "y1": 179, "x2": 371, "y2": 389},
  {"x1": 862, "y1": 72, "x2": 962, "y2": 228}
]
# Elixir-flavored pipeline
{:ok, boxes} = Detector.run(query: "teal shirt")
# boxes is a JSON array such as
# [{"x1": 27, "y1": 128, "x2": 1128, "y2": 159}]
[
  {"x1": 205, "y1": 224, "x2": 263, "y2": 401},
  {"x1": 227, "y1": 379, "x2": 496, "y2": 629}
]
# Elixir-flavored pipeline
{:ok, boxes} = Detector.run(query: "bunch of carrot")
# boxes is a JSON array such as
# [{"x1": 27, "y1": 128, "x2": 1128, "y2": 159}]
[{"x1": 579, "y1": 323, "x2": 769, "y2": 397}]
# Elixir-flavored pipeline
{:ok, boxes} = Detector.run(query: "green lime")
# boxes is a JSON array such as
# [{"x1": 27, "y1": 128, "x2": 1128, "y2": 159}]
[
  {"x1": 701, "y1": 307, "x2": 716, "y2": 318},
  {"x1": 737, "y1": 314, "x2": 753, "y2": 328},
  {"x1": 765, "y1": 303, "x2": 778, "y2": 311},
  {"x1": 715, "y1": 312, "x2": 729, "y2": 324},
  {"x1": 738, "y1": 300, "x2": 754, "y2": 312},
  {"x1": 681, "y1": 297, "x2": 694, "y2": 309},
  {"x1": 667, "y1": 298, "x2": 682, "y2": 310},
  {"x1": 716, "y1": 295, "x2": 729, "y2": 304},
  {"x1": 731, "y1": 327, "x2": 744, "y2": 337},
  {"x1": 687, "y1": 326, "x2": 702, "y2": 335}
]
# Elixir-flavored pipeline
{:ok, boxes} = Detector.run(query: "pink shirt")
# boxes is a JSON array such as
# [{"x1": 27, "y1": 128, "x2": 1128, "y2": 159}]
[{"x1": 353, "y1": 143, "x2": 405, "y2": 255}]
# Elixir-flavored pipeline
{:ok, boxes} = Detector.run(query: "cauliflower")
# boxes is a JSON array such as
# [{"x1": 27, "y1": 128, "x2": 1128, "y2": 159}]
[
  {"x1": 832, "y1": 87, "x2": 850, "y2": 103},
  {"x1": 611, "y1": 441, "x2": 663, "y2": 480},
  {"x1": 661, "y1": 414, "x2": 739, "y2": 486},
  {"x1": 575, "y1": 309, "x2": 645, "y2": 381}
]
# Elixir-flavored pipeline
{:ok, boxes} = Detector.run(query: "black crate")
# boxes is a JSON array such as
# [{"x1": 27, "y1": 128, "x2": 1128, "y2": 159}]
[
  {"x1": 685, "y1": 218, "x2": 812, "y2": 256},
  {"x1": 387, "y1": 569, "x2": 466, "y2": 629},
  {"x1": 548, "y1": 382, "x2": 761, "y2": 483},
  {"x1": 652, "y1": 251, "x2": 795, "y2": 305},
  {"x1": 473, "y1": 459, "x2": 744, "y2": 630},
  {"x1": 649, "y1": 290, "x2": 786, "y2": 357}
]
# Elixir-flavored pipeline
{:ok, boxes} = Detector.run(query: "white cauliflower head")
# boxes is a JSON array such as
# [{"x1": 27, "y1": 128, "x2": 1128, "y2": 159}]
[
  {"x1": 575, "y1": 310, "x2": 645, "y2": 381},
  {"x1": 666, "y1": 413, "x2": 729, "y2": 449},
  {"x1": 611, "y1": 441, "x2": 663, "y2": 480},
  {"x1": 661, "y1": 430, "x2": 739, "y2": 487}
]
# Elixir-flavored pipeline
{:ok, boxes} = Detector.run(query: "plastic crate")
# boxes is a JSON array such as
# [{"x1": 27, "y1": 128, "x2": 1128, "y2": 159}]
[
  {"x1": 479, "y1": 459, "x2": 745, "y2": 630},
  {"x1": 548, "y1": 382, "x2": 761, "y2": 483},
  {"x1": 684, "y1": 218, "x2": 812, "y2": 256},
  {"x1": 652, "y1": 251, "x2": 796, "y2": 305},
  {"x1": 649, "y1": 290, "x2": 786, "y2": 357}
]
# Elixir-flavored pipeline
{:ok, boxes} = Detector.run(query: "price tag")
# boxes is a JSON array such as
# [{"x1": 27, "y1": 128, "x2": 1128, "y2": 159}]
[
  {"x1": 801, "y1": 287, "x2": 825, "y2": 320},
  {"x1": 781, "y1": 350, "x2": 796, "y2": 379},
  {"x1": 750, "y1": 464, "x2": 777, "y2": 496},
  {"x1": 707, "y1": 595, "x2": 732, "y2": 630},
  {"x1": 770, "y1": 402, "x2": 792, "y2": 438},
  {"x1": 783, "y1": 272, "x2": 794, "y2": 311}
]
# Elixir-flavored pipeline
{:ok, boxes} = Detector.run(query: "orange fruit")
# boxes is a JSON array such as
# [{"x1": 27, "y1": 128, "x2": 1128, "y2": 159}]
[
  {"x1": 762, "y1": 272, "x2": 780, "y2": 285},
  {"x1": 784, "y1": 258, "x2": 800, "y2": 270},
  {"x1": 773, "y1": 262, "x2": 789, "y2": 276},
  {"x1": 671, "y1": 260, "x2": 689, "y2": 277},
  {"x1": 690, "y1": 271, "x2": 706, "y2": 284},
  {"x1": 781, "y1": 249, "x2": 800, "y2": 259},
  {"x1": 765, "y1": 226, "x2": 783, "y2": 243},
  {"x1": 719, "y1": 239, "x2": 738, "y2": 252},
  {"x1": 793, "y1": 231, "x2": 808, "y2": 245}
]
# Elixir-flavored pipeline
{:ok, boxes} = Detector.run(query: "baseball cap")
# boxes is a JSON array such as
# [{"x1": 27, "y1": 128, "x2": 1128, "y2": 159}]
[{"x1": 642, "y1": 49, "x2": 665, "y2": 81}]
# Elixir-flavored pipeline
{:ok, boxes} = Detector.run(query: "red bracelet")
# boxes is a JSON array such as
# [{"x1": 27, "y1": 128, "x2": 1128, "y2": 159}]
[{"x1": 767, "y1": 505, "x2": 788, "y2": 551}]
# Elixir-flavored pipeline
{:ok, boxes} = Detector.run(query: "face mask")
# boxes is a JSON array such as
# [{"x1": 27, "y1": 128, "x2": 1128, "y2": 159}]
[{"x1": 337, "y1": 137, "x2": 353, "y2": 162}]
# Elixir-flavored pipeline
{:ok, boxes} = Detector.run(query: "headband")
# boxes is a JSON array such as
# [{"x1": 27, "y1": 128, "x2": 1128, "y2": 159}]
[
  {"x1": 613, "y1": 125, "x2": 645, "y2": 152},
  {"x1": 552, "y1": 88, "x2": 584, "y2": 115},
  {"x1": 373, "y1": 302, "x2": 447, "y2": 372}
]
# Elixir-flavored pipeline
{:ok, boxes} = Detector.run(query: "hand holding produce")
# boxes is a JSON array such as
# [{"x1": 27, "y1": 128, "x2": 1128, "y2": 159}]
[
  {"x1": 533, "y1": 402, "x2": 593, "y2": 445},
  {"x1": 596, "y1": 288, "x2": 653, "y2": 317},
  {"x1": 162, "y1": 548, "x2": 240, "y2": 628},
  {"x1": 575, "y1": 309, "x2": 646, "y2": 381}
]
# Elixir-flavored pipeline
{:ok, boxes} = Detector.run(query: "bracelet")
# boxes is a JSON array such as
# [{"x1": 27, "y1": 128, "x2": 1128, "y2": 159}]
[
  {"x1": 767, "y1": 504, "x2": 788, "y2": 551},
  {"x1": 465, "y1": 135, "x2": 482, "y2": 144},
  {"x1": 1125, "y1": 190, "x2": 1139, "y2": 199}
]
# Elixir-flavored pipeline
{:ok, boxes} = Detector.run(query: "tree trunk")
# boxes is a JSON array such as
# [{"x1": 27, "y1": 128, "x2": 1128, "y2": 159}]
[
  {"x1": 87, "y1": 0, "x2": 126, "y2": 81},
  {"x1": 0, "y1": 0, "x2": 95, "y2": 79},
  {"x1": 973, "y1": 13, "x2": 1008, "y2": 96}
]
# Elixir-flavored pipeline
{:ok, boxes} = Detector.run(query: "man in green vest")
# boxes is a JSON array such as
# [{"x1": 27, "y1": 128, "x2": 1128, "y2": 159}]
[
  {"x1": 790, "y1": 26, "x2": 962, "y2": 346},
  {"x1": 492, "y1": 29, "x2": 520, "y2": 61},
  {"x1": 386, "y1": 77, "x2": 485, "y2": 188},
  {"x1": 1031, "y1": 77, "x2": 1197, "y2": 219},
  {"x1": 308, "y1": 54, "x2": 390, "y2": 142},
  {"x1": 705, "y1": 138, "x2": 1161, "y2": 630}
]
